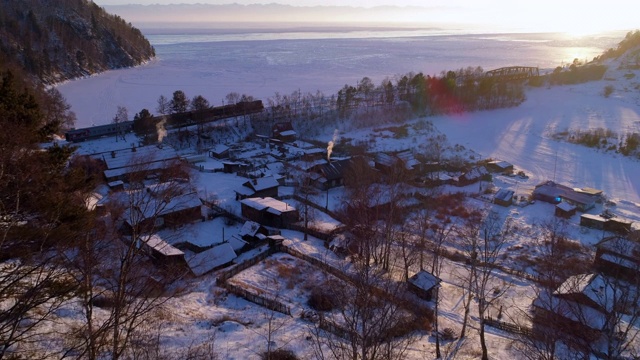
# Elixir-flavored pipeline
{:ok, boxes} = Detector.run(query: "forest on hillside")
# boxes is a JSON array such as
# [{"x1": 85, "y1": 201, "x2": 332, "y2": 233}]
[{"x1": 0, "y1": 0, "x2": 155, "y2": 84}]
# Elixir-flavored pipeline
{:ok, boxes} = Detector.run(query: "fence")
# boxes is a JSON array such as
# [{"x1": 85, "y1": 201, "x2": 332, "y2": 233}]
[
  {"x1": 224, "y1": 282, "x2": 291, "y2": 315},
  {"x1": 279, "y1": 245, "x2": 353, "y2": 285},
  {"x1": 485, "y1": 317, "x2": 532, "y2": 337},
  {"x1": 216, "y1": 248, "x2": 273, "y2": 285},
  {"x1": 318, "y1": 315, "x2": 354, "y2": 340}
]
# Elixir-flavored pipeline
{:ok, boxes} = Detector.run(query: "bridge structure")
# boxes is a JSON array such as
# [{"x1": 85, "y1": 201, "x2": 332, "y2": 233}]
[{"x1": 484, "y1": 66, "x2": 539, "y2": 81}]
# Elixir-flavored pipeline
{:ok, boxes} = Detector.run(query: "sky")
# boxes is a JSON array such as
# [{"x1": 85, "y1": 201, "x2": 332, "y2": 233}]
[{"x1": 93, "y1": 0, "x2": 638, "y2": 34}]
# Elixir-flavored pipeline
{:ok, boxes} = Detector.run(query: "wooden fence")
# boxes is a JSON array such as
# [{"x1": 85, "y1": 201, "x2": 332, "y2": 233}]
[
  {"x1": 216, "y1": 248, "x2": 273, "y2": 285},
  {"x1": 485, "y1": 317, "x2": 532, "y2": 337},
  {"x1": 224, "y1": 282, "x2": 291, "y2": 316}
]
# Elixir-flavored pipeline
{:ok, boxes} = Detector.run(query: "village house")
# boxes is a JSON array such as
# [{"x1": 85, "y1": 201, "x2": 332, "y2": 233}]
[
  {"x1": 308, "y1": 158, "x2": 353, "y2": 190},
  {"x1": 486, "y1": 160, "x2": 514, "y2": 174},
  {"x1": 532, "y1": 273, "x2": 616, "y2": 342},
  {"x1": 533, "y1": 181, "x2": 597, "y2": 212},
  {"x1": 580, "y1": 214, "x2": 633, "y2": 234},
  {"x1": 100, "y1": 144, "x2": 181, "y2": 182},
  {"x1": 594, "y1": 236, "x2": 640, "y2": 281},
  {"x1": 493, "y1": 188, "x2": 514, "y2": 207},
  {"x1": 209, "y1": 144, "x2": 230, "y2": 159},
  {"x1": 137, "y1": 234, "x2": 186, "y2": 268},
  {"x1": 555, "y1": 202, "x2": 577, "y2": 218},
  {"x1": 240, "y1": 197, "x2": 299, "y2": 228},
  {"x1": 187, "y1": 242, "x2": 237, "y2": 276},
  {"x1": 458, "y1": 166, "x2": 489, "y2": 186},
  {"x1": 374, "y1": 150, "x2": 421, "y2": 178},
  {"x1": 235, "y1": 176, "x2": 280, "y2": 200},
  {"x1": 407, "y1": 270, "x2": 442, "y2": 301},
  {"x1": 237, "y1": 220, "x2": 270, "y2": 242},
  {"x1": 272, "y1": 122, "x2": 296, "y2": 142},
  {"x1": 119, "y1": 187, "x2": 203, "y2": 234}
]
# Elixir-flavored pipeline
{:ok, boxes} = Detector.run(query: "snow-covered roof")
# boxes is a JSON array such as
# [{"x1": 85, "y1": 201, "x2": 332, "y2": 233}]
[
  {"x1": 187, "y1": 242, "x2": 237, "y2": 276},
  {"x1": 488, "y1": 160, "x2": 513, "y2": 169},
  {"x1": 279, "y1": 130, "x2": 296, "y2": 136},
  {"x1": 140, "y1": 234, "x2": 184, "y2": 257},
  {"x1": 210, "y1": 144, "x2": 229, "y2": 154},
  {"x1": 461, "y1": 166, "x2": 488, "y2": 180},
  {"x1": 228, "y1": 236, "x2": 249, "y2": 251},
  {"x1": 533, "y1": 289, "x2": 608, "y2": 330},
  {"x1": 554, "y1": 273, "x2": 617, "y2": 313},
  {"x1": 556, "y1": 201, "x2": 576, "y2": 212},
  {"x1": 408, "y1": 270, "x2": 441, "y2": 291},
  {"x1": 240, "y1": 197, "x2": 296, "y2": 214},
  {"x1": 597, "y1": 236, "x2": 639, "y2": 252},
  {"x1": 101, "y1": 145, "x2": 178, "y2": 170},
  {"x1": 494, "y1": 188, "x2": 514, "y2": 202},
  {"x1": 121, "y1": 190, "x2": 202, "y2": 225},
  {"x1": 243, "y1": 176, "x2": 279, "y2": 192},
  {"x1": 239, "y1": 220, "x2": 262, "y2": 237}
]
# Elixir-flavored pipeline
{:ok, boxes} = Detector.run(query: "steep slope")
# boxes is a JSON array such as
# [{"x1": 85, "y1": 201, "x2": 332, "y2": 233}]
[{"x1": 0, "y1": 0, "x2": 155, "y2": 84}]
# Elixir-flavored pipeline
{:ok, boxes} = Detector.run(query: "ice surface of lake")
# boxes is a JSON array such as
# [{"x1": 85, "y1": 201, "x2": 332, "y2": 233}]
[{"x1": 56, "y1": 28, "x2": 624, "y2": 127}]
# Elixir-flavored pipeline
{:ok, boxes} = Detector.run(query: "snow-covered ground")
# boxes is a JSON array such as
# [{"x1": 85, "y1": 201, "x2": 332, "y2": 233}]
[{"x1": 47, "y1": 30, "x2": 640, "y2": 359}]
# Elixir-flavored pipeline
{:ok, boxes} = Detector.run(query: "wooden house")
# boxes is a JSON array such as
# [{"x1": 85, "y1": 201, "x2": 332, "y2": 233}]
[
  {"x1": 272, "y1": 122, "x2": 296, "y2": 142},
  {"x1": 532, "y1": 273, "x2": 615, "y2": 342},
  {"x1": 407, "y1": 270, "x2": 442, "y2": 301},
  {"x1": 209, "y1": 144, "x2": 230, "y2": 159},
  {"x1": 309, "y1": 158, "x2": 353, "y2": 190},
  {"x1": 493, "y1": 188, "x2": 514, "y2": 207},
  {"x1": 240, "y1": 197, "x2": 299, "y2": 228},
  {"x1": 487, "y1": 160, "x2": 514, "y2": 174},
  {"x1": 594, "y1": 236, "x2": 640, "y2": 281},
  {"x1": 555, "y1": 202, "x2": 577, "y2": 218},
  {"x1": 236, "y1": 176, "x2": 280, "y2": 200},
  {"x1": 458, "y1": 166, "x2": 489, "y2": 186},
  {"x1": 138, "y1": 234, "x2": 186, "y2": 267},
  {"x1": 533, "y1": 181, "x2": 596, "y2": 211}
]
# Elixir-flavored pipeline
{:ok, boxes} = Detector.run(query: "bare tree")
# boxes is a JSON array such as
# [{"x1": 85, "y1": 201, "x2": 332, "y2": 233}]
[
  {"x1": 310, "y1": 261, "x2": 423, "y2": 360},
  {"x1": 294, "y1": 168, "x2": 318, "y2": 241},
  {"x1": 156, "y1": 95, "x2": 170, "y2": 115},
  {"x1": 66, "y1": 158, "x2": 194, "y2": 360},
  {"x1": 457, "y1": 209, "x2": 512, "y2": 360},
  {"x1": 112, "y1": 106, "x2": 128, "y2": 142}
]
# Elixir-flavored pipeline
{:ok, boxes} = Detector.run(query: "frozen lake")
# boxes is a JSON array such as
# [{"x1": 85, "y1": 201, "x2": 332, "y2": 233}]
[{"x1": 56, "y1": 28, "x2": 624, "y2": 127}]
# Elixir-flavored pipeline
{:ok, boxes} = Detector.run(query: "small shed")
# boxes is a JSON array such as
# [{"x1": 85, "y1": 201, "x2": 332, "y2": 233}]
[
  {"x1": 605, "y1": 217, "x2": 633, "y2": 234},
  {"x1": 555, "y1": 202, "x2": 577, "y2": 218},
  {"x1": 187, "y1": 242, "x2": 237, "y2": 276},
  {"x1": 138, "y1": 235, "x2": 186, "y2": 267},
  {"x1": 458, "y1": 166, "x2": 489, "y2": 186},
  {"x1": 407, "y1": 270, "x2": 442, "y2": 301},
  {"x1": 209, "y1": 144, "x2": 230, "y2": 159},
  {"x1": 580, "y1": 214, "x2": 607, "y2": 230},
  {"x1": 238, "y1": 220, "x2": 269, "y2": 242},
  {"x1": 272, "y1": 122, "x2": 296, "y2": 142},
  {"x1": 222, "y1": 161, "x2": 249, "y2": 174},
  {"x1": 493, "y1": 188, "x2": 514, "y2": 207},
  {"x1": 487, "y1": 160, "x2": 514, "y2": 174}
]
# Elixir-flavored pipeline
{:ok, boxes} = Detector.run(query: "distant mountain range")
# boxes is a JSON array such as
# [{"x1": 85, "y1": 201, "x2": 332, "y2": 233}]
[
  {"x1": 102, "y1": 3, "x2": 458, "y2": 29},
  {"x1": 0, "y1": 0, "x2": 155, "y2": 84}
]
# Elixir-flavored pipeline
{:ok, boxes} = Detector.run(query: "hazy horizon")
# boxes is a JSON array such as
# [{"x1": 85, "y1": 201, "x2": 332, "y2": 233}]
[{"x1": 98, "y1": 2, "x2": 639, "y2": 35}]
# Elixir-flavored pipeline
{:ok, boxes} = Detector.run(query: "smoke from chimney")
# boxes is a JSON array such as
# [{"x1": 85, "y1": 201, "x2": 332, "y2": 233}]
[
  {"x1": 156, "y1": 117, "x2": 167, "y2": 143},
  {"x1": 327, "y1": 129, "x2": 339, "y2": 161}
]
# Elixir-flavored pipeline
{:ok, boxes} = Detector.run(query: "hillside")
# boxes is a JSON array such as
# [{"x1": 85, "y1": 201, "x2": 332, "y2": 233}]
[{"x1": 0, "y1": 0, "x2": 155, "y2": 84}]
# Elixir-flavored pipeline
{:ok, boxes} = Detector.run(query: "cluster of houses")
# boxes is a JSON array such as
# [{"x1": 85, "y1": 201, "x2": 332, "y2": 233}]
[{"x1": 531, "y1": 233, "x2": 640, "y2": 352}]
